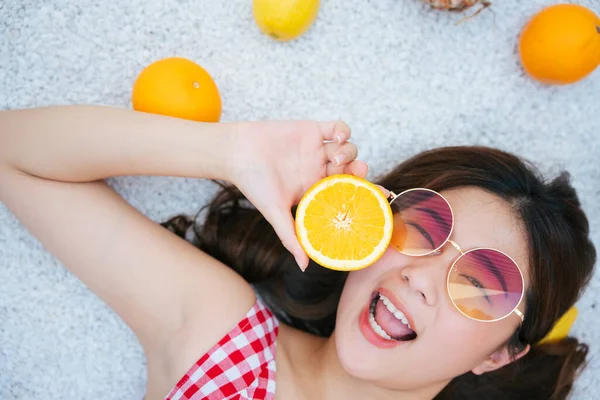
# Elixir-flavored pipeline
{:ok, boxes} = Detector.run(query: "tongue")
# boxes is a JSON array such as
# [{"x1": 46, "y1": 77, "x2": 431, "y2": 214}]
[{"x1": 375, "y1": 298, "x2": 416, "y2": 340}]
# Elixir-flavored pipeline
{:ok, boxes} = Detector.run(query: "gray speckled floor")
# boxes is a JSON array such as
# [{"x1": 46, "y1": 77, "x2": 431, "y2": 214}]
[{"x1": 1, "y1": 0, "x2": 599, "y2": 398}]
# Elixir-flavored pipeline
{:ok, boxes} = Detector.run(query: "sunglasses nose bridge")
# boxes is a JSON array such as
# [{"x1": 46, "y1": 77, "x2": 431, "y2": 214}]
[{"x1": 446, "y1": 239, "x2": 464, "y2": 255}]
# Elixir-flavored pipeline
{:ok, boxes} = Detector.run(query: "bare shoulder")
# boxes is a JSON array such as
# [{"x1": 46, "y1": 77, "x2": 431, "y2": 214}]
[
  {"x1": 0, "y1": 169, "x2": 257, "y2": 399},
  {"x1": 145, "y1": 253, "x2": 257, "y2": 398}
]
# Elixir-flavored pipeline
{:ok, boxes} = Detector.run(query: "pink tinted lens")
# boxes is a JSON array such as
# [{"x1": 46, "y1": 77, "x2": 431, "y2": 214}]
[
  {"x1": 448, "y1": 249, "x2": 524, "y2": 321},
  {"x1": 389, "y1": 189, "x2": 453, "y2": 256}
]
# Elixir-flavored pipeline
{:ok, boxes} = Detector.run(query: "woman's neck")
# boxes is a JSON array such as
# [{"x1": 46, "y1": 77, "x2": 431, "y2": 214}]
[{"x1": 275, "y1": 324, "x2": 446, "y2": 400}]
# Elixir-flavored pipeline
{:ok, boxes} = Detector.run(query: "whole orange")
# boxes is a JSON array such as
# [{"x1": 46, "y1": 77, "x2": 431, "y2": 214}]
[
  {"x1": 132, "y1": 57, "x2": 222, "y2": 122},
  {"x1": 519, "y1": 4, "x2": 600, "y2": 85}
]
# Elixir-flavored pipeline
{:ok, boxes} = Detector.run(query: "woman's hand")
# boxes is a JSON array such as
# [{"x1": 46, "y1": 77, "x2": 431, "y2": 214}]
[{"x1": 228, "y1": 120, "x2": 368, "y2": 271}]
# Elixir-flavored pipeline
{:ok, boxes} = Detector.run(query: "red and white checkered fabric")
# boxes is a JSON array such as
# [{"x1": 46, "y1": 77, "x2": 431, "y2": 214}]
[{"x1": 165, "y1": 299, "x2": 279, "y2": 400}]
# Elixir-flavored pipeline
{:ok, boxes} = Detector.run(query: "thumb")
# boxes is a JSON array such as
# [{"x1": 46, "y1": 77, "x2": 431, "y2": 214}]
[{"x1": 264, "y1": 206, "x2": 309, "y2": 271}]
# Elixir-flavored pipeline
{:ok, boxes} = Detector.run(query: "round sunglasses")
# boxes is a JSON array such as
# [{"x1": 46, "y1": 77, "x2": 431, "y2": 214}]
[{"x1": 387, "y1": 188, "x2": 525, "y2": 323}]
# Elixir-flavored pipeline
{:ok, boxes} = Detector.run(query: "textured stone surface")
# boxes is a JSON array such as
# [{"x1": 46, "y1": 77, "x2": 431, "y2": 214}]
[{"x1": 1, "y1": 0, "x2": 599, "y2": 398}]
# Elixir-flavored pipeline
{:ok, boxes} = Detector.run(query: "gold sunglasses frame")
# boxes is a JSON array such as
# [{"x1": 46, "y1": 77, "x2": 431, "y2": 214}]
[{"x1": 387, "y1": 188, "x2": 526, "y2": 323}]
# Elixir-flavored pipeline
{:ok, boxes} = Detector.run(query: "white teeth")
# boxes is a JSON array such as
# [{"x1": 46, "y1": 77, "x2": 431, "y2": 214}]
[
  {"x1": 369, "y1": 311, "x2": 393, "y2": 340},
  {"x1": 393, "y1": 311, "x2": 409, "y2": 326},
  {"x1": 379, "y1": 294, "x2": 412, "y2": 329}
]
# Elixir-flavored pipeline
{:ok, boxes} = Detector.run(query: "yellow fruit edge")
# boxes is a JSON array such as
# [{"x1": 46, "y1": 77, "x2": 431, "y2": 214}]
[
  {"x1": 295, "y1": 174, "x2": 394, "y2": 271},
  {"x1": 537, "y1": 306, "x2": 578, "y2": 345},
  {"x1": 252, "y1": 0, "x2": 320, "y2": 42}
]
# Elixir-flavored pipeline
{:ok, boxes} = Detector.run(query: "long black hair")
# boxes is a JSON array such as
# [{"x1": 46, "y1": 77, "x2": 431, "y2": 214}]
[{"x1": 163, "y1": 146, "x2": 596, "y2": 400}]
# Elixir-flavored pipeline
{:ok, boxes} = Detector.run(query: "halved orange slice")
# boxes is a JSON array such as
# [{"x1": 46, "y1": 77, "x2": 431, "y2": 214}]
[{"x1": 295, "y1": 174, "x2": 393, "y2": 271}]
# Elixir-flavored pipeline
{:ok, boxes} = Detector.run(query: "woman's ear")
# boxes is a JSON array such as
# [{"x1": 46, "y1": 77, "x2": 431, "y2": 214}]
[{"x1": 471, "y1": 344, "x2": 531, "y2": 375}]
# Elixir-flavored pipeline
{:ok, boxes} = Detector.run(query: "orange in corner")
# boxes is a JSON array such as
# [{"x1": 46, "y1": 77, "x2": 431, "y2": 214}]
[
  {"x1": 519, "y1": 4, "x2": 600, "y2": 85},
  {"x1": 132, "y1": 57, "x2": 222, "y2": 122},
  {"x1": 295, "y1": 175, "x2": 393, "y2": 271}
]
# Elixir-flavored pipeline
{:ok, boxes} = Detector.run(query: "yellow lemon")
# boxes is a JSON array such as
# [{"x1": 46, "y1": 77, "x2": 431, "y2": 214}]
[
  {"x1": 537, "y1": 307, "x2": 578, "y2": 345},
  {"x1": 253, "y1": 0, "x2": 320, "y2": 41}
]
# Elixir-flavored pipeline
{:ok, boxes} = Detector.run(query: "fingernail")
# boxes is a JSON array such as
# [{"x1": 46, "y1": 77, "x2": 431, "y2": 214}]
[
  {"x1": 295, "y1": 256, "x2": 306, "y2": 272},
  {"x1": 334, "y1": 154, "x2": 347, "y2": 166},
  {"x1": 335, "y1": 133, "x2": 344, "y2": 144}
]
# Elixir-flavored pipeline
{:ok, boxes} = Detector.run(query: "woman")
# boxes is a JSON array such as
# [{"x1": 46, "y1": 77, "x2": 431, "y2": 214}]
[{"x1": 0, "y1": 105, "x2": 595, "y2": 400}]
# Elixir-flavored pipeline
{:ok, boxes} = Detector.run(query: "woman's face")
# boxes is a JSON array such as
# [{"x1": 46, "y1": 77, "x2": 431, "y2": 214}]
[{"x1": 335, "y1": 186, "x2": 531, "y2": 392}]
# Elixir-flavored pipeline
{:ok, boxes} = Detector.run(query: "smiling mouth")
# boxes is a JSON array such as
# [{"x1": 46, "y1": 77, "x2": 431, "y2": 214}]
[{"x1": 369, "y1": 292, "x2": 417, "y2": 342}]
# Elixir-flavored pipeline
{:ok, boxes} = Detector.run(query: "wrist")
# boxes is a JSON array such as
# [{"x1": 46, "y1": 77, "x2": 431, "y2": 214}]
[
  {"x1": 168, "y1": 119, "x2": 235, "y2": 182},
  {"x1": 225, "y1": 121, "x2": 255, "y2": 186}
]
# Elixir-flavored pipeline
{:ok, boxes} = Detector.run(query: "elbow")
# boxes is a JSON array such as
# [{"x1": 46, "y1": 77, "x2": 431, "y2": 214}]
[
  {"x1": 0, "y1": 108, "x2": 27, "y2": 174},
  {"x1": 0, "y1": 112, "x2": 11, "y2": 172}
]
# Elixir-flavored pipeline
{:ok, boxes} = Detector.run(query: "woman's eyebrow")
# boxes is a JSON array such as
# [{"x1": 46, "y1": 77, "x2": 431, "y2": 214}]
[
  {"x1": 415, "y1": 206, "x2": 452, "y2": 232},
  {"x1": 474, "y1": 252, "x2": 508, "y2": 294}
]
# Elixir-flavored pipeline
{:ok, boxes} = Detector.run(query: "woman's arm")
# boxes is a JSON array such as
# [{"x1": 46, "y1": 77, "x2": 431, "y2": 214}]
[
  {"x1": 0, "y1": 105, "x2": 233, "y2": 181},
  {"x1": 0, "y1": 105, "x2": 363, "y2": 397},
  {"x1": 0, "y1": 105, "x2": 258, "y2": 395}
]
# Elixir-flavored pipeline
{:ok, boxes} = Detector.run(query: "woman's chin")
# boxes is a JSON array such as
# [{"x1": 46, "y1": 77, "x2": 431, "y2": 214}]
[{"x1": 334, "y1": 327, "x2": 393, "y2": 381}]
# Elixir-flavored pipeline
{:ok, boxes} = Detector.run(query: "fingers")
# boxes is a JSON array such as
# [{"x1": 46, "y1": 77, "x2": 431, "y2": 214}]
[
  {"x1": 344, "y1": 160, "x2": 369, "y2": 179},
  {"x1": 327, "y1": 158, "x2": 369, "y2": 178},
  {"x1": 325, "y1": 141, "x2": 358, "y2": 167},
  {"x1": 374, "y1": 184, "x2": 390, "y2": 198},
  {"x1": 321, "y1": 123, "x2": 368, "y2": 179},
  {"x1": 318, "y1": 120, "x2": 351, "y2": 143},
  {"x1": 264, "y1": 206, "x2": 309, "y2": 271}
]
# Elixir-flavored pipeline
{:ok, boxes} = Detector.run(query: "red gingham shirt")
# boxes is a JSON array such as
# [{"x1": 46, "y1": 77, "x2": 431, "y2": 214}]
[{"x1": 165, "y1": 300, "x2": 279, "y2": 400}]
